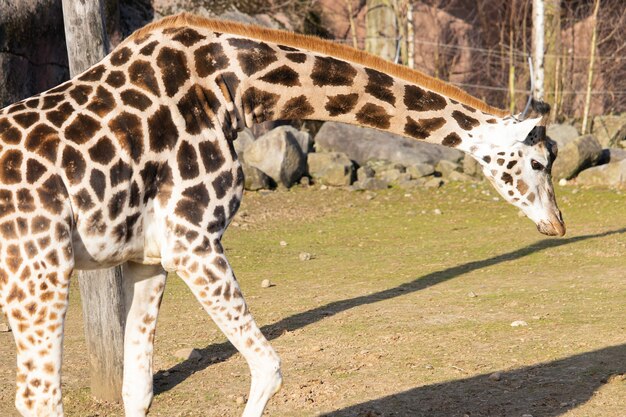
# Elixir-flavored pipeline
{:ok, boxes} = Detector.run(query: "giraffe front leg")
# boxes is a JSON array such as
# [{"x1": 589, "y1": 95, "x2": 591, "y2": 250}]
[
  {"x1": 2, "y1": 264, "x2": 72, "y2": 417},
  {"x1": 173, "y1": 242, "x2": 282, "y2": 417},
  {"x1": 120, "y1": 262, "x2": 167, "y2": 417}
]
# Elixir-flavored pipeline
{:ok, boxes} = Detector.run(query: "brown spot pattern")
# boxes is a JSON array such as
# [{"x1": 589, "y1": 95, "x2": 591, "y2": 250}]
[
  {"x1": 311, "y1": 56, "x2": 357, "y2": 87},
  {"x1": 279, "y1": 95, "x2": 314, "y2": 120},
  {"x1": 355, "y1": 103, "x2": 391, "y2": 129}
]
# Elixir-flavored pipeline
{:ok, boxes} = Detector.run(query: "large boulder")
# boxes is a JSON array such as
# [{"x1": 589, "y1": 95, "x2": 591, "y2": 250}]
[
  {"x1": 597, "y1": 148, "x2": 626, "y2": 165},
  {"x1": 551, "y1": 134, "x2": 603, "y2": 180},
  {"x1": 547, "y1": 123, "x2": 579, "y2": 148},
  {"x1": 611, "y1": 123, "x2": 626, "y2": 148},
  {"x1": 314, "y1": 122, "x2": 463, "y2": 167},
  {"x1": 245, "y1": 127, "x2": 306, "y2": 187},
  {"x1": 576, "y1": 160, "x2": 626, "y2": 188},
  {"x1": 592, "y1": 114, "x2": 626, "y2": 148},
  {"x1": 307, "y1": 152, "x2": 354, "y2": 186},
  {"x1": 241, "y1": 162, "x2": 271, "y2": 191},
  {"x1": 234, "y1": 128, "x2": 256, "y2": 160}
]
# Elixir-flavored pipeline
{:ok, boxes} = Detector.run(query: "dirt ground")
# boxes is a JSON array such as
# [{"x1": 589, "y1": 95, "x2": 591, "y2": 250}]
[{"x1": 1, "y1": 182, "x2": 625, "y2": 417}]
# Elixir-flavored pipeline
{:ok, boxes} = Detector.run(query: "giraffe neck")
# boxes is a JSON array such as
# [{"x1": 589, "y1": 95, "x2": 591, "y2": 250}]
[{"x1": 196, "y1": 33, "x2": 508, "y2": 156}]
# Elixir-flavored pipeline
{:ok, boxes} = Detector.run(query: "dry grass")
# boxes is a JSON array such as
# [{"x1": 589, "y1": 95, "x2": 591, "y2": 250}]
[{"x1": 1, "y1": 183, "x2": 625, "y2": 416}]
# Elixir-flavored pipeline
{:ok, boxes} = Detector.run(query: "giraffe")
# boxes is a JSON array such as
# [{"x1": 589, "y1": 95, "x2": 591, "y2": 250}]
[{"x1": 0, "y1": 13, "x2": 565, "y2": 417}]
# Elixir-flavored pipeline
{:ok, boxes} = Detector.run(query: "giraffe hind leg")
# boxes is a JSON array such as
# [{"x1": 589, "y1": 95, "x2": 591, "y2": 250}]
[
  {"x1": 121, "y1": 262, "x2": 167, "y2": 417},
  {"x1": 170, "y1": 240, "x2": 282, "y2": 417}
]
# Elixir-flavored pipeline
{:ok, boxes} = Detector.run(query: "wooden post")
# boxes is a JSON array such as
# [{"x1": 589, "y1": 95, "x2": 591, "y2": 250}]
[
  {"x1": 365, "y1": 0, "x2": 396, "y2": 61},
  {"x1": 61, "y1": 0, "x2": 126, "y2": 402}
]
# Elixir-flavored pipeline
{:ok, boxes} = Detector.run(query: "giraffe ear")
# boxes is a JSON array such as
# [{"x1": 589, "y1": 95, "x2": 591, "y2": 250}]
[{"x1": 510, "y1": 117, "x2": 541, "y2": 144}]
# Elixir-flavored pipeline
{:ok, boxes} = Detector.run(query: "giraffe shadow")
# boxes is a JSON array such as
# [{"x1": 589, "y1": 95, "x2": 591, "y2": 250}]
[
  {"x1": 153, "y1": 227, "x2": 626, "y2": 397},
  {"x1": 321, "y1": 343, "x2": 626, "y2": 417}
]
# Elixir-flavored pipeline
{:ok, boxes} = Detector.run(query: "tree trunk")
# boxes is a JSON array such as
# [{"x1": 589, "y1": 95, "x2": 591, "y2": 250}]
[
  {"x1": 365, "y1": 0, "x2": 396, "y2": 61},
  {"x1": 543, "y1": 0, "x2": 561, "y2": 120},
  {"x1": 581, "y1": 0, "x2": 601, "y2": 135},
  {"x1": 532, "y1": 0, "x2": 545, "y2": 100},
  {"x1": 61, "y1": 0, "x2": 126, "y2": 402},
  {"x1": 0, "y1": 0, "x2": 69, "y2": 107}
]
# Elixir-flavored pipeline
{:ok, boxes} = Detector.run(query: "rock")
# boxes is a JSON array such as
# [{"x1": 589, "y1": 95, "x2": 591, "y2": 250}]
[
  {"x1": 356, "y1": 165, "x2": 375, "y2": 181},
  {"x1": 551, "y1": 134, "x2": 603, "y2": 180},
  {"x1": 597, "y1": 148, "x2": 626, "y2": 165},
  {"x1": 307, "y1": 152, "x2": 354, "y2": 186},
  {"x1": 245, "y1": 127, "x2": 307, "y2": 187},
  {"x1": 378, "y1": 169, "x2": 411, "y2": 184},
  {"x1": 424, "y1": 178, "x2": 445, "y2": 188},
  {"x1": 300, "y1": 176, "x2": 311, "y2": 186},
  {"x1": 279, "y1": 241, "x2": 288, "y2": 247},
  {"x1": 558, "y1": 178, "x2": 568, "y2": 186},
  {"x1": 397, "y1": 178, "x2": 426, "y2": 189},
  {"x1": 447, "y1": 171, "x2": 474, "y2": 182},
  {"x1": 576, "y1": 160, "x2": 626, "y2": 188},
  {"x1": 547, "y1": 123, "x2": 580, "y2": 148},
  {"x1": 406, "y1": 163, "x2": 435, "y2": 178},
  {"x1": 261, "y1": 279, "x2": 272, "y2": 288},
  {"x1": 354, "y1": 177, "x2": 389, "y2": 191},
  {"x1": 270, "y1": 125, "x2": 313, "y2": 155},
  {"x1": 511, "y1": 320, "x2": 528, "y2": 327},
  {"x1": 611, "y1": 123, "x2": 626, "y2": 148},
  {"x1": 462, "y1": 154, "x2": 484, "y2": 179},
  {"x1": 299, "y1": 252, "x2": 312, "y2": 261},
  {"x1": 489, "y1": 372, "x2": 502, "y2": 381},
  {"x1": 435, "y1": 160, "x2": 462, "y2": 177},
  {"x1": 433, "y1": 208, "x2": 442, "y2": 215},
  {"x1": 592, "y1": 114, "x2": 626, "y2": 148},
  {"x1": 174, "y1": 348, "x2": 202, "y2": 361},
  {"x1": 0, "y1": 322, "x2": 10, "y2": 332},
  {"x1": 234, "y1": 128, "x2": 255, "y2": 160},
  {"x1": 467, "y1": 291, "x2": 477, "y2": 298},
  {"x1": 235, "y1": 395, "x2": 246, "y2": 405},
  {"x1": 241, "y1": 162, "x2": 271, "y2": 191},
  {"x1": 315, "y1": 122, "x2": 463, "y2": 167}
]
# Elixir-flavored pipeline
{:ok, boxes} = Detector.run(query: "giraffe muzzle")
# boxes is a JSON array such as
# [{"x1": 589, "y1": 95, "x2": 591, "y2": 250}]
[{"x1": 536, "y1": 210, "x2": 566, "y2": 237}]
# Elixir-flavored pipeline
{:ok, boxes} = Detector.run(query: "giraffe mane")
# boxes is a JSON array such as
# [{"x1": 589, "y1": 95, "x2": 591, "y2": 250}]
[{"x1": 129, "y1": 13, "x2": 509, "y2": 118}]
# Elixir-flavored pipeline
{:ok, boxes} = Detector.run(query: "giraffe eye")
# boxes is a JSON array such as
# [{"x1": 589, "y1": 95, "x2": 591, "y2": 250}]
[{"x1": 530, "y1": 159, "x2": 544, "y2": 171}]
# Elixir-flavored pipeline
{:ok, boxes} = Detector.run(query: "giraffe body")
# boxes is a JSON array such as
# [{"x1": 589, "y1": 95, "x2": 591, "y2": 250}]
[{"x1": 0, "y1": 14, "x2": 564, "y2": 416}]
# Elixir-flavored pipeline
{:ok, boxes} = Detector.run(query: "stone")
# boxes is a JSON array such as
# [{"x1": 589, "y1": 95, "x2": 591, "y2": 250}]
[
  {"x1": 299, "y1": 252, "x2": 312, "y2": 261},
  {"x1": 245, "y1": 127, "x2": 307, "y2": 187},
  {"x1": 551, "y1": 134, "x2": 603, "y2": 180},
  {"x1": 489, "y1": 372, "x2": 502, "y2": 381},
  {"x1": 241, "y1": 162, "x2": 271, "y2": 191},
  {"x1": 406, "y1": 163, "x2": 435, "y2": 178},
  {"x1": 378, "y1": 169, "x2": 410, "y2": 184},
  {"x1": 315, "y1": 122, "x2": 463, "y2": 167},
  {"x1": 397, "y1": 178, "x2": 426, "y2": 189},
  {"x1": 433, "y1": 208, "x2": 442, "y2": 215},
  {"x1": 576, "y1": 160, "x2": 626, "y2": 188},
  {"x1": 271, "y1": 125, "x2": 313, "y2": 155},
  {"x1": 447, "y1": 171, "x2": 474, "y2": 182},
  {"x1": 467, "y1": 291, "x2": 477, "y2": 298},
  {"x1": 234, "y1": 128, "x2": 255, "y2": 160},
  {"x1": 611, "y1": 123, "x2": 626, "y2": 148},
  {"x1": 307, "y1": 152, "x2": 354, "y2": 186},
  {"x1": 462, "y1": 154, "x2": 483, "y2": 179},
  {"x1": 235, "y1": 395, "x2": 246, "y2": 405},
  {"x1": 592, "y1": 114, "x2": 626, "y2": 148},
  {"x1": 174, "y1": 348, "x2": 202, "y2": 361},
  {"x1": 0, "y1": 322, "x2": 10, "y2": 332},
  {"x1": 356, "y1": 165, "x2": 375, "y2": 181},
  {"x1": 511, "y1": 320, "x2": 528, "y2": 327},
  {"x1": 279, "y1": 241, "x2": 287, "y2": 246},
  {"x1": 354, "y1": 177, "x2": 389, "y2": 191},
  {"x1": 597, "y1": 147, "x2": 626, "y2": 165},
  {"x1": 424, "y1": 178, "x2": 445, "y2": 188},
  {"x1": 435, "y1": 160, "x2": 462, "y2": 177},
  {"x1": 547, "y1": 123, "x2": 580, "y2": 148},
  {"x1": 261, "y1": 279, "x2": 272, "y2": 288}
]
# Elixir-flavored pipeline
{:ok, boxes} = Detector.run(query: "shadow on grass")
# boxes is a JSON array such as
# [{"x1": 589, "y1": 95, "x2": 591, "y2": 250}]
[
  {"x1": 154, "y1": 227, "x2": 626, "y2": 402},
  {"x1": 322, "y1": 343, "x2": 626, "y2": 417}
]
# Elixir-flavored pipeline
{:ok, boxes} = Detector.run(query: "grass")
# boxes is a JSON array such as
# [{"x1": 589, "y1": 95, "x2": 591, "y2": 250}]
[{"x1": 0, "y1": 182, "x2": 625, "y2": 416}]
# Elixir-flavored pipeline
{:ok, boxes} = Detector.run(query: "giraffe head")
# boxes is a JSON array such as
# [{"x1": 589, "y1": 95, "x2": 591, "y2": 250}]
[{"x1": 472, "y1": 112, "x2": 565, "y2": 237}]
